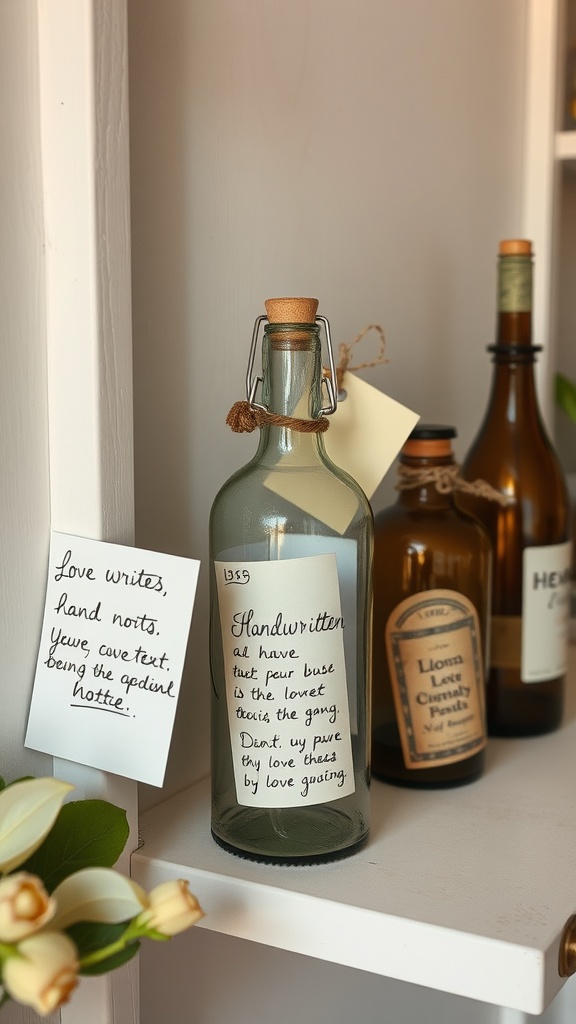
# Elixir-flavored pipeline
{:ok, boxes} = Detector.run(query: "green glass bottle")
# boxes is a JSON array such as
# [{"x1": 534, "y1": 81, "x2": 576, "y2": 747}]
[
  {"x1": 209, "y1": 297, "x2": 372, "y2": 863},
  {"x1": 372, "y1": 425, "x2": 490, "y2": 787},
  {"x1": 459, "y1": 241, "x2": 571, "y2": 737}
]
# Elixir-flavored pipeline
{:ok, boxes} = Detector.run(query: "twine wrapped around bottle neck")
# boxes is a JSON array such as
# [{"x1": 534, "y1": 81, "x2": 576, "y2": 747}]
[
  {"x1": 227, "y1": 323, "x2": 388, "y2": 433},
  {"x1": 396, "y1": 462, "x2": 511, "y2": 505},
  {"x1": 226, "y1": 403, "x2": 330, "y2": 433}
]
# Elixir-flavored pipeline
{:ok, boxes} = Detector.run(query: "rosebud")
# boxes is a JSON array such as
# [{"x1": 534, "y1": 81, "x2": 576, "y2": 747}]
[
  {"x1": 2, "y1": 931, "x2": 79, "y2": 1016},
  {"x1": 0, "y1": 872, "x2": 55, "y2": 941},
  {"x1": 139, "y1": 879, "x2": 204, "y2": 937}
]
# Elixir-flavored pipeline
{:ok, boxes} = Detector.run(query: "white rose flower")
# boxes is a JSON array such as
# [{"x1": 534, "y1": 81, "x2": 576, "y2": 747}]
[
  {"x1": 2, "y1": 931, "x2": 79, "y2": 1016},
  {"x1": 0, "y1": 872, "x2": 55, "y2": 941},
  {"x1": 138, "y1": 879, "x2": 204, "y2": 937}
]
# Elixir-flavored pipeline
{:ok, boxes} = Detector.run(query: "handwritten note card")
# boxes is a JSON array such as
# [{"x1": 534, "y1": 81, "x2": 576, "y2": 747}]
[{"x1": 25, "y1": 532, "x2": 200, "y2": 786}]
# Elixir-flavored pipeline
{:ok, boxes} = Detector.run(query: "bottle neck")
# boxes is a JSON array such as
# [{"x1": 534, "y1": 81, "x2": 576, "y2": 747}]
[
  {"x1": 257, "y1": 323, "x2": 325, "y2": 462},
  {"x1": 396, "y1": 453, "x2": 456, "y2": 509},
  {"x1": 487, "y1": 251, "x2": 542, "y2": 425},
  {"x1": 496, "y1": 310, "x2": 532, "y2": 347}
]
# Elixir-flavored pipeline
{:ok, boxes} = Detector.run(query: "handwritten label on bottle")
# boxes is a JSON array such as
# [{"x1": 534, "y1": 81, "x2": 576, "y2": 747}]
[
  {"x1": 215, "y1": 553, "x2": 355, "y2": 807},
  {"x1": 385, "y1": 589, "x2": 486, "y2": 770},
  {"x1": 521, "y1": 541, "x2": 572, "y2": 683}
]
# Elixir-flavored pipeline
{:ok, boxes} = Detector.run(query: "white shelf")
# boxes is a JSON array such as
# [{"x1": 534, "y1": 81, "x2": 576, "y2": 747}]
[
  {"x1": 555, "y1": 130, "x2": 576, "y2": 159},
  {"x1": 132, "y1": 650, "x2": 576, "y2": 1016}
]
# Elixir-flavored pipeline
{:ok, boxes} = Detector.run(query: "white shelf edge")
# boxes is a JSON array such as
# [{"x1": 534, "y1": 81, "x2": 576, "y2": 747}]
[
  {"x1": 555, "y1": 129, "x2": 576, "y2": 158},
  {"x1": 132, "y1": 843, "x2": 546, "y2": 1013}
]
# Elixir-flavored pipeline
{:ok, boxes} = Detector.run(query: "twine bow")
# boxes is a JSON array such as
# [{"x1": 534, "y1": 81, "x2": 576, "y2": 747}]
[{"x1": 226, "y1": 323, "x2": 387, "y2": 434}]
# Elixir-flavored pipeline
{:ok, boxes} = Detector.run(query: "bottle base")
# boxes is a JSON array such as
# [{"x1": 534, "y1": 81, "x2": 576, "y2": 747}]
[
  {"x1": 371, "y1": 768, "x2": 483, "y2": 790},
  {"x1": 371, "y1": 725, "x2": 485, "y2": 789},
  {"x1": 487, "y1": 676, "x2": 564, "y2": 737},
  {"x1": 210, "y1": 797, "x2": 369, "y2": 864},
  {"x1": 211, "y1": 828, "x2": 368, "y2": 865},
  {"x1": 488, "y1": 721, "x2": 562, "y2": 738}
]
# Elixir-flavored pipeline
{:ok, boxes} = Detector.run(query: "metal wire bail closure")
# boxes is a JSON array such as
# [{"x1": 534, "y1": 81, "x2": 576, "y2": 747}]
[{"x1": 245, "y1": 314, "x2": 338, "y2": 417}]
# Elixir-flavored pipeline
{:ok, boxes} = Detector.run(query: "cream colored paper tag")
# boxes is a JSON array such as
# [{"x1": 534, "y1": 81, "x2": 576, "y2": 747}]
[
  {"x1": 325, "y1": 371, "x2": 419, "y2": 500},
  {"x1": 264, "y1": 372, "x2": 419, "y2": 534}
]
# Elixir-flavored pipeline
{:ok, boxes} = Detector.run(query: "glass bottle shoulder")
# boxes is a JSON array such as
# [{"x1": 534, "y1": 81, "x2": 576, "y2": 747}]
[
  {"x1": 465, "y1": 420, "x2": 567, "y2": 493},
  {"x1": 462, "y1": 427, "x2": 569, "y2": 542},
  {"x1": 374, "y1": 499, "x2": 491, "y2": 553},
  {"x1": 210, "y1": 448, "x2": 372, "y2": 556}
]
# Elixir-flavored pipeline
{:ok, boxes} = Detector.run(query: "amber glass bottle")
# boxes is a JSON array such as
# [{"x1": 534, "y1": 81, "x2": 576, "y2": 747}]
[
  {"x1": 459, "y1": 240, "x2": 571, "y2": 737},
  {"x1": 372, "y1": 425, "x2": 490, "y2": 788}
]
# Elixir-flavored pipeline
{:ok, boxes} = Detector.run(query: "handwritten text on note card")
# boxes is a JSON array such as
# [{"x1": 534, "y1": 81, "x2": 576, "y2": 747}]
[{"x1": 25, "y1": 532, "x2": 200, "y2": 787}]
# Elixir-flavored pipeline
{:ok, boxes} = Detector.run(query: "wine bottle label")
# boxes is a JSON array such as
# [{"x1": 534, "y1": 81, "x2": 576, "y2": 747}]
[
  {"x1": 521, "y1": 541, "x2": 572, "y2": 682},
  {"x1": 385, "y1": 589, "x2": 486, "y2": 770},
  {"x1": 498, "y1": 255, "x2": 532, "y2": 313},
  {"x1": 215, "y1": 552, "x2": 356, "y2": 807}
]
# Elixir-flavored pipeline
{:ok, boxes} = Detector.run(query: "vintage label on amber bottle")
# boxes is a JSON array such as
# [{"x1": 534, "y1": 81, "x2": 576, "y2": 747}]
[{"x1": 385, "y1": 589, "x2": 486, "y2": 770}]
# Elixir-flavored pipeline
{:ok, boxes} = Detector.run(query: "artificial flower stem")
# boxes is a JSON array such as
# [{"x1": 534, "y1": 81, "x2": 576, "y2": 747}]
[
  {"x1": 78, "y1": 920, "x2": 167, "y2": 970},
  {"x1": 79, "y1": 930, "x2": 139, "y2": 970}
]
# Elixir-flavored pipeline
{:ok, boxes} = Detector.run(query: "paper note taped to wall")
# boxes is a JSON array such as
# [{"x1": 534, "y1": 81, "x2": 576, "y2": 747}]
[{"x1": 25, "y1": 531, "x2": 200, "y2": 787}]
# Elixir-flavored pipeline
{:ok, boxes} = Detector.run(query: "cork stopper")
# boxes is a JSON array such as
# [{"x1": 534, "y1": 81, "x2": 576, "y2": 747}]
[
  {"x1": 499, "y1": 239, "x2": 532, "y2": 256},
  {"x1": 265, "y1": 297, "x2": 319, "y2": 324}
]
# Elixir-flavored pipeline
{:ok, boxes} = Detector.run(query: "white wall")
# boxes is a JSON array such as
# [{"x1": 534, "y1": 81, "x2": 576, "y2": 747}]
[{"x1": 128, "y1": 0, "x2": 528, "y2": 808}]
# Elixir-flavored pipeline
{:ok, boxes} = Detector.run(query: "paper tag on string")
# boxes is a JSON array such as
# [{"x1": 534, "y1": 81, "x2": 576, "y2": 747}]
[
  {"x1": 325, "y1": 371, "x2": 419, "y2": 500},
  {"x1": 264, "y1": 374, "x2": 419, "y2": 533}
]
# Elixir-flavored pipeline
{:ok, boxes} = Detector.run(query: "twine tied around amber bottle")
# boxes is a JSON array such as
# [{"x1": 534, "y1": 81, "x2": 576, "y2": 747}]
[
  {"x1": 396, "y1": 463, "x2": 512, "y2": 505},
  {"x1": 226, "y1": 324, "x2": 388, "y2": 434}
]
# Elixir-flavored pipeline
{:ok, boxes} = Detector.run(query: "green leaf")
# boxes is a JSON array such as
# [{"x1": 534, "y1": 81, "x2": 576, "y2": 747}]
[
  {"x1": 19, "y1": 799, "x2": 129, "y2": 891},
  {"x1": 555, "y1": 372, "x2": 576, "y2": 423},
  {"x1": 79, "y1": 940, "x2": 141, "y2": 976},
  {"x1": 68, "y1": 919, "x2": 131, "y2": 958},
  {"x1": 0, "y1": 778, "x2": 5, "y2": 792},
  {"x1": 67, "y1": 920, "x2": 141, "y2": 975}
]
